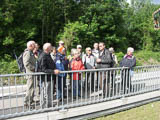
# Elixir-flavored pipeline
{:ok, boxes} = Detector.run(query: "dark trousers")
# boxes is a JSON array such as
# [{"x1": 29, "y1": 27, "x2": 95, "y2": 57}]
[
  {"x1": 97, "y1": 71, "x2": 112, "y2": 97},
  {"x1": 57, "y1": 76, "x2": 66, "y2": 99},
  {"x1": 85, "y1": 72, "x2": 95, "y2": 92},
  {"x1": 121, "y1": 69, "x2": 132, "y2": 94},
  {"x1": 40, "y1": 81, "x2": 54, "y2": 108},
  {"x1": 73, "y1": 80, "x2": 81, "y2": 97}
]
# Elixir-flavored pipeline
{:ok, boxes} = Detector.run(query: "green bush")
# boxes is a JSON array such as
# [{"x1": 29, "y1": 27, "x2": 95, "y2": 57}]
[
  {"x1": 0, "y1": 54, "x2": 19, "y2": 74},
  {"x1": 0, "y1": 51, "x2": 159, "y2": 75},
  {"x1": 134, "y1": 51, "x2": 160, "y2": 66},
  {"x1": 115, "y1": 51, "x2": 160, "y2": 66},
  {"x1": 116, "y1": 52, "x2": 125, "y2": 64}
]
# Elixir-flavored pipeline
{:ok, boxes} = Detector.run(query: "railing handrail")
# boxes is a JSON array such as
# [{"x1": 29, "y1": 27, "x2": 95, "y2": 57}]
[
  {"x1": 1, "y1": 65, "x2": 160, "y2": 119},
  {"x1": 1, "y1": 65, "x2": 160, "y2": 77}
]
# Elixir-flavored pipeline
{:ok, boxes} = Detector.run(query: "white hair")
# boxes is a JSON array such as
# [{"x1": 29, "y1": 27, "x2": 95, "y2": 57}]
[
  {"x1": 127, "y1": 47, "x2": 134, "y2": 53},
  {"x1": 43, "y1": 43, "x2": 52, "y2": 51},
  {"x1": 109, "y1": 47, "x2": 114, "y2": 53},
  {"x1": 73, "y1": 49, "x2": 79, "y2": 55},
  {"x1": 71, "y1": 48, "x2": 77, "y2": 55},
  {"x1": 94, "y1": 43, "x2": 98, "y2": 46},
  {"x1": 86, "y1": 47, "x2": 91, "y2": 51},
  {"x1": 27, "y1": 41, "x2": 35, "y2": 48}
]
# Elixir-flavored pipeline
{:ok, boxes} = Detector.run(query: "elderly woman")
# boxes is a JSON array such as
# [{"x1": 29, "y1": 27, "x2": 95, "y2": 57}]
[
  {"x1": 82, "y1": 47, "x2": 96, "y2": 92},
  {"x1": 120, "y1": 47, "x2": 136, "y2": 94}
]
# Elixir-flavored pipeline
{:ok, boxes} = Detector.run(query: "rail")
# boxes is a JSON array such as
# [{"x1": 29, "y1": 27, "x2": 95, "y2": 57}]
[{"x1": 0, "y1": 65, "x2": 160, "y2": 119}]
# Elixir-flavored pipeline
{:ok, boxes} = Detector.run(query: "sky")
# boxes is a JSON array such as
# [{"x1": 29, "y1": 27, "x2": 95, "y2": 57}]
[
  {"x1": 153, "y1": 0, "x2": 160, "y2": 4},
  {"x1": 126, "y1": 0, "x2": 160, "y2": 4}
]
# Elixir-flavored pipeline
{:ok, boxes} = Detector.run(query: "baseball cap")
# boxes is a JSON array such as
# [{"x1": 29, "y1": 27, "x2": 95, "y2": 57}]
[
  {"x1": 59, "y1": 41, "x2": 64, "y2": 44},
  {"x1": 77, "y1": 45, "x2": 82, "y2": 49}
]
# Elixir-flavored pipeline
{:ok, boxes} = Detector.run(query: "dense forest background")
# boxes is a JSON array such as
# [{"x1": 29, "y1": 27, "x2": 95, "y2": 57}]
[{"x1": 0, "y1": 0, "x2": 160, "y2": 74}]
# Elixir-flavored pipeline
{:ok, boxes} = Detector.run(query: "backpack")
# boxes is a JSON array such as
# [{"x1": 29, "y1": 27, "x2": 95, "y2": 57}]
[
  {"x1": 110, "y1": 53, "x2": 115, "y2": 67},
  {"x1": 17, "y1": 53, "x2": 26, "y2": 73},
  {"x1": 36, "y1": 52, "x2": 44, "y2": 72}
]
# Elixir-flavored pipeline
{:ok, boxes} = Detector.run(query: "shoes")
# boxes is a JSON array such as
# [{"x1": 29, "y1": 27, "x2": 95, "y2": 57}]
[
  {"x1": 33, "y1": 96, "x2": 40, "y2": 102},
  {"x1": 24, "y1": 103, "x2": 29, "y2": 108},
  {"x1": 24, "y1": 101, "x2": 35, "y2": 109},
  {"x1": 53, "y1": 98, "x2": 62, "y2": 103},
  {"x1": 41, "y1": 101, "x2": 55, "y2": 108}
]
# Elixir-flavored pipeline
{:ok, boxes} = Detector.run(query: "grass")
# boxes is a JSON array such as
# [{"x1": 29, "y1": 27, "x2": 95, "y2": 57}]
[{"x1": 94, "y1": 101, "x2": 160, "y2": 120}]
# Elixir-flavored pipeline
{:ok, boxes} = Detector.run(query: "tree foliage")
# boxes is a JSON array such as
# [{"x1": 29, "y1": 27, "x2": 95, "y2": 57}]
[{"x1": 0, "y1": 0, "x2": 160, "y2": 57}]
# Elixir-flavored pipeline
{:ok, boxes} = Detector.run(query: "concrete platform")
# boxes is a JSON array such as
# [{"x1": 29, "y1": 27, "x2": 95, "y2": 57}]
[{"x1": 7, "y1": 90, "x2": 160, "y2": 120}]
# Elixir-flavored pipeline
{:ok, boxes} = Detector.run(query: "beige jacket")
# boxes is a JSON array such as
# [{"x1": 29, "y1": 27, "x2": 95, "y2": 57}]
[{"x1": 23, "y1": 49, "x2": 36, "y2": 73}]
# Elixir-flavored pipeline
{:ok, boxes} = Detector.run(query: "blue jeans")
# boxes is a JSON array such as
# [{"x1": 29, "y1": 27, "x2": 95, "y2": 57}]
[
  {"x1": 73, "y1": 80, "x2": 81, "y2": 97},
  {"x1": 57, "y1": 76, "x2": 66, "y2": 99}
]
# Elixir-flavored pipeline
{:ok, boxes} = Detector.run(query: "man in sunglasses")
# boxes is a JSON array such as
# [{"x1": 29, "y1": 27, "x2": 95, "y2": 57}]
[{"x1": 96, "y1": 42, "x2": 113, "y2": 97}]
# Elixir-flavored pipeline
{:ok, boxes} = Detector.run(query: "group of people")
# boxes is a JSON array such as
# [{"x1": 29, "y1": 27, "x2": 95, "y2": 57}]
[{"x1": 22, "y1": 40, "x2": 136, "y2": 108}]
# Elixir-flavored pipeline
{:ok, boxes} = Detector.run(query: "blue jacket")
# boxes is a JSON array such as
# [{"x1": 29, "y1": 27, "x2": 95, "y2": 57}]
[{"x1": 56, "y1": 52, "x2": 68, "y2": 77}]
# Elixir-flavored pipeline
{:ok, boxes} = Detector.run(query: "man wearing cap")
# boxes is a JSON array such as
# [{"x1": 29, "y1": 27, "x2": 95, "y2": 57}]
[
  {"x1": 55, "y1": 46, "x2": 69, "y2": 101},
  {"x1": 59, "y1": 41, "x2": 66, "y2": 55},
  {"x1": 120, "y1": 47, "x2": 136, "y2": 94},
  {"x1": 77, "y1": 45, "x2": 84, "y2": 59}
]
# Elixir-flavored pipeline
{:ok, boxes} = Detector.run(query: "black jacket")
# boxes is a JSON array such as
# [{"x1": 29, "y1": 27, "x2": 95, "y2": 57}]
[
  {"x1": 38, "y1": 52, "x2": 56, "y2": 81},
  {"x1": 97, "y1": 48, "x2": 113, "y2": 68}
]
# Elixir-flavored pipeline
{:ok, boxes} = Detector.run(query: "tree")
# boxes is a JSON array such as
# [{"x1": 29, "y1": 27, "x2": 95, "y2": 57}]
[{"x1": 58, "y1": 0, "x2": 127, "y2": 51}]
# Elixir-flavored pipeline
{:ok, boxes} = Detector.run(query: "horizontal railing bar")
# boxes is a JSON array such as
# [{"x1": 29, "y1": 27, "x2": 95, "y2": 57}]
[
  {"x1": 1, "y1": 65, "x2": 160, "y2": 77},
  {"x1": 0, "y1": 65, "x2": 160, "y2": 120}
]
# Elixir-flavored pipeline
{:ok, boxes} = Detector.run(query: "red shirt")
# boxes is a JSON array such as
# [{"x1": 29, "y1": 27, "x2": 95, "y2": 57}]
[{"x1": 70, "y1": 57, "x2": 85, "y2": 80}]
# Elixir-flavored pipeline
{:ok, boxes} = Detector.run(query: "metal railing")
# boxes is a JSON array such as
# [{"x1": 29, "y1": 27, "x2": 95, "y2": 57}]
[{"x1": 0, "y1": 65, "x2": 160, "y2": 119}]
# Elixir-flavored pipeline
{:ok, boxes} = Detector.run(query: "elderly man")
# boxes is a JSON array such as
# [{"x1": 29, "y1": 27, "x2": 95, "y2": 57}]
[
  {"x1": 120, "y1": 47, "x2": 136, "y2": 94},
  {"x1": 77, "y1": 45, "x2": 84, "y2": 58},
  {"x1": 96, "y1": 42, "x2": 113, "y2": 96},
  {"x1": 23, "y1": 41, "x2": 38, "y2": 106},
  {"x1": 38, "y1": 43, "x2": 59, "y2": 108}
]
